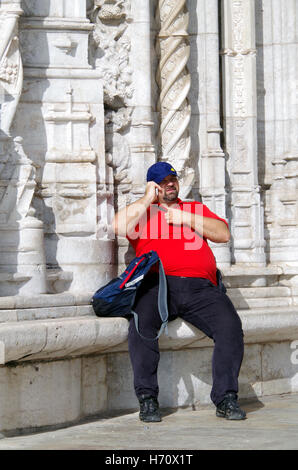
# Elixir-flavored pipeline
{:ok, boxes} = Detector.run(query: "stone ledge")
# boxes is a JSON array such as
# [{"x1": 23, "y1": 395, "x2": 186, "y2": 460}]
[
  {"x1": 0, "y1": 292, "x2": 93, "y2": 311},
  {"x1": 0, "y1": 280, "x2": 296, "y2": 319},
  {"x1": 0, "y1": 316, "x2": 128, "y2": 364},
  {"x1": 0, "y1": 262, "x2": 297, "y2": 314},
  {"x1": 0, "y1": 307, "x2": 298, "y2": 364},
  {"x1": 0, "y1": 304, "x2": 94, "y2": 323},
  {"x1": 220, "y1": 265, "x2": 283, "y2": 276}
]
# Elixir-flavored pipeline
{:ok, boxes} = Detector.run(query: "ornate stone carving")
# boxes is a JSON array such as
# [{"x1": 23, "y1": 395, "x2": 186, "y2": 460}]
[
  {"x1": 0, "y1": 136, "x2": 37, "y2": 225},
  {"x1": 105, "y1": 107, "x2": 132, "y2": 189},
  {"x1": 88, "y1": 0, "x2": 133, "y2": 108},
  {"x1": 43, "y1": 86, "x2": 97, "y2": 236},
  {"x1": 155, "y1": 0, "x2": 194, "y2": 193},
  {"x1": 95, "y1": 0, "x2": 126, "y2": 21}
]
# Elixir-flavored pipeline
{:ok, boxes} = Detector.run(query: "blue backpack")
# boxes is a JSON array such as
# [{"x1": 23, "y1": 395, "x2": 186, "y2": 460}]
[{"x1": 91, "y1": 251, "x2": 168, "y2": 340}]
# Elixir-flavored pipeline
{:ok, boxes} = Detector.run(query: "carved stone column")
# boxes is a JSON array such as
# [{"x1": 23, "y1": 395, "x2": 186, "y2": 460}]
[
  {"x1": 221, "y1": 0, "x2": 266, "y2": 265},
  {"x1": 155, "y1": 0, "x2": 194, "y2": 198}
]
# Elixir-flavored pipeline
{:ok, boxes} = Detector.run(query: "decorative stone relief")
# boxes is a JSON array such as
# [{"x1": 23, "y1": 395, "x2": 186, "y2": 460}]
[
  {"x1": 42, "y1": 85, "x2": 97, "y2": 236},
  {"x1": 44, "y1": 86, "x2": 96, "y2": 164}
]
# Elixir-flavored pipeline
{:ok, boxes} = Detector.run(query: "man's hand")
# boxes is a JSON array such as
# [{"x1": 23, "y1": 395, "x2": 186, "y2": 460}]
[
  {"x1": 164, "y1": 206, "x2": 187, "y2": 226},
  {"x1": 164, "y1": 206, "x2": 230, "y2": 243},
  {"x1": 144, "y1": 181, "x2": 162, "y2": 205},
  {"x1": 112, "y1": 181, "x2": 162, "y2": 237}
]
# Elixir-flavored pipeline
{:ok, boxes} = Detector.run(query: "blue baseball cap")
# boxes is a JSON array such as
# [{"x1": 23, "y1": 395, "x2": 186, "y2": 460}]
[{"x1": 146, "y1": 162, "x2": 178, "y2": 184}]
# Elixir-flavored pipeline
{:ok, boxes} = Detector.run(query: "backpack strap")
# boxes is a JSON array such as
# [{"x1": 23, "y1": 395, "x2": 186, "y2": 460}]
[{"x1": 131, "y1": 258, "x2": 169, "y2": 341}]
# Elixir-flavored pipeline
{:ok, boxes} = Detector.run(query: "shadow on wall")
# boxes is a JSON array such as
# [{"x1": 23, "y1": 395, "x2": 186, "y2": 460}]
[
  {"x1": 106, "y1": 325, "x2": 298, "y2": 416},
  {"x1": 105, "y1": 334, "x2": 266, "y2": 415},
  {"x1": 0, "y1": 130, "x2": 20, "y2": 295},
  {"x1": 157, "y1": 329, "x2": 263, "y2": 412},
  {"x1": 0, "y1": 4, "x2": 21, "y2": 294}
]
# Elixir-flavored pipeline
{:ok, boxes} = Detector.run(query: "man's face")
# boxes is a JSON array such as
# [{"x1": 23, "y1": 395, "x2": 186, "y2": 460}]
[{"x1": 158, "y1": 175, "x2": 179, "y2": 204}]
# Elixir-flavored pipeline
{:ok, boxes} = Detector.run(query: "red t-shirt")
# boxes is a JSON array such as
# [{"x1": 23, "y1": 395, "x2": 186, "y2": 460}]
[{"x1": 127, "y1": 198, "x2": 228, "y2": 285}]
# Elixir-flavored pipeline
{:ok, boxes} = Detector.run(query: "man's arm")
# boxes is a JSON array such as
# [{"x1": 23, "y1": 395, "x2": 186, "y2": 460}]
[
  {"x1": 112, "y1": 181, "x2": 161, "y2": 237},
  {"x1": 164, "y1": 207, "x2": 230, "y2": 243}
]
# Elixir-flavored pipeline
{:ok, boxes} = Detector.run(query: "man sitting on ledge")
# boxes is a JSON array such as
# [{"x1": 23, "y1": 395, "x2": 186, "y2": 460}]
[{"x1": 113, "y1": 161, "x2": 246, "y2": 422}]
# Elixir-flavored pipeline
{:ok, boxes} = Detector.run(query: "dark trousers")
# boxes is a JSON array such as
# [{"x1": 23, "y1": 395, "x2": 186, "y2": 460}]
[{"x1": 128, "y1": 274, "x2": 244, "y2": 406}]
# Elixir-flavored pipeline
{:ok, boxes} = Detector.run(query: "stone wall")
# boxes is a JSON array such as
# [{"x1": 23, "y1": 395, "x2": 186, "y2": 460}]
[{"x1": 0, "y1": 0, "x2": 297, "y2": 434}]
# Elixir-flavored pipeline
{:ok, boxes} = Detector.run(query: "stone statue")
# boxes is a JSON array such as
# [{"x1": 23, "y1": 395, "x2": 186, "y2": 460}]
[
  {"x1": 105, "y1": 107, "x2": 132, "y2": 190},
  {"x1": 0, "y1": 136, "x2": 37, "y2": 225}
]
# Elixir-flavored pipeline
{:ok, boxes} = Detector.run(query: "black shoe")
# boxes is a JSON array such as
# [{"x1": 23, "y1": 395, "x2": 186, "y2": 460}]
[
  {"x1": 216, "y1": 392, "x2": 246, "y2": 420},
  {"x1": 138, "y1": 394, "x2": 162, "y2": 423}
]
